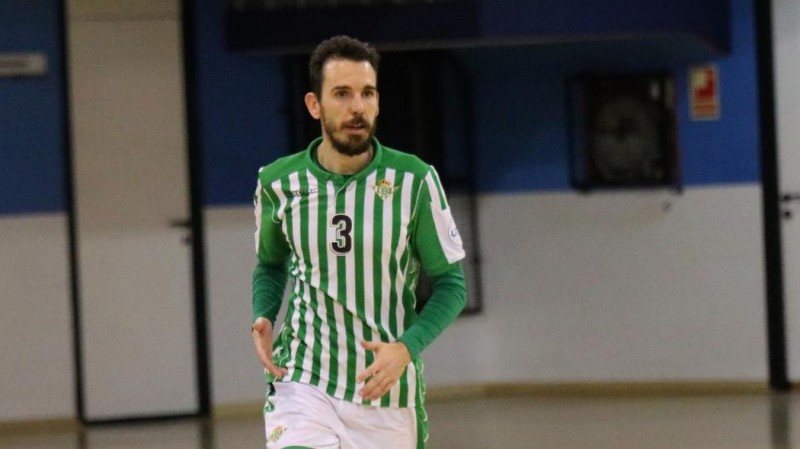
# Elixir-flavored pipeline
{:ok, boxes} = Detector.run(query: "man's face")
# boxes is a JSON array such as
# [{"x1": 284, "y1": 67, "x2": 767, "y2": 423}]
[{"x1": 307, "y1": 59, "x2": 379, "y2": 156}]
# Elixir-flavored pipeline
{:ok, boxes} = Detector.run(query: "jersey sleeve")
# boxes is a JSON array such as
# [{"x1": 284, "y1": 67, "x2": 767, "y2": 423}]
[
  {"x1": 254, "y1": 175, "x2": 291, "y2": 266},
  {"x1": 252, "y1": 260, "x2": 288, "y2": 323},
  {"x1": 252, "y1": 174, "x2": 291, "y2": 324},
  {"x1": 412, "y1": 167, "x2": 466, "y2": 277}
]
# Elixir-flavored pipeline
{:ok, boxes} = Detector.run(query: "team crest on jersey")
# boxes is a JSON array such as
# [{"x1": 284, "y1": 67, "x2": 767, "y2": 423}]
[
  {"x1": 372, "y1": 179, "x2": 398, "y2": 200},
  {"x1": 267, "y1": 425, "x2": 287, "y2": 443}
]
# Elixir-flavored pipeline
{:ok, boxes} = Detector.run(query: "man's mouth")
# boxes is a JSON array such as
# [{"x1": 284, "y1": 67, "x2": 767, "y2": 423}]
[{"x1": 344, "y1": 120, "x2": 368, "y2": 131}]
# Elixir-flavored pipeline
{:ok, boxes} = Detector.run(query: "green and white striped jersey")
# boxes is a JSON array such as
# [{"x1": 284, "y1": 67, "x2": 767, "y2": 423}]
[{"x1": 254, "y1": 137, "x2": 465, "y2": 408}]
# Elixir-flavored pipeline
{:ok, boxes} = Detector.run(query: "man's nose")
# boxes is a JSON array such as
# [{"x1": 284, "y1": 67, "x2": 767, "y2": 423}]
[{"x1": 350, "y1": 95, "x2": 365, "y2": 113}]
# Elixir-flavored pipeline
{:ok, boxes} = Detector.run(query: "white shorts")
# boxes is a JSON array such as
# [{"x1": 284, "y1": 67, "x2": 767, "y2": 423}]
[{"x1": 263, "y1": 381, "x2": 422, "y2": 449}]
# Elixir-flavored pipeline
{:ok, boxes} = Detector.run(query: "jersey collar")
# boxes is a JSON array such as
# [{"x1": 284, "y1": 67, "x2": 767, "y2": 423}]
[{"x1": 305, "y1": 136, "x2": 383, "y2": 183}]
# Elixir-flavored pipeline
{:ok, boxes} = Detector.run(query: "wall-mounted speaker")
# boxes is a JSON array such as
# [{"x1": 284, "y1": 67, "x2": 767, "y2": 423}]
[{"x1": 569, "y1": 73, "x2": 680, "y2": 191}]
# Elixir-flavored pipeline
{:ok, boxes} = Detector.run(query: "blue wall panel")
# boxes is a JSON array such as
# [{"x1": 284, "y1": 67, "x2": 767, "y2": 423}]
[
  {"x1": 227, "y1": 0, "x2": 729, "y2": 55},
  {"x1": 0, "y1": 0, "x2": 65, "y2": 214},
  {"x1": 479, "y1": 0, "x2": 729, "y2": 52},
  {"x1": 195, "y1": 0, "x2": 290, "y2": 206},
  {"x1": 0, "y1": 0, "x2": 763, "y2": 212},
  {"x1": 458, "y1": 0, "x2": 757, "y2": 193},
  {"x1": 677, "y1": 0, "x2": 760, "y2": 186}
]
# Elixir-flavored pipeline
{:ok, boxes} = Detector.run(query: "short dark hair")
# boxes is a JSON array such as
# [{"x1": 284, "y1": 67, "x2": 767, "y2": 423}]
[{"x1": 309, "y1": 35, "x2": 380, "y2": 98}]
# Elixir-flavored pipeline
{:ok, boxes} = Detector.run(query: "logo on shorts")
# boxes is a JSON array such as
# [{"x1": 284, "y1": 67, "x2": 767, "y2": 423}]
[
  {"x1": 372, "y1": 179, "x2": 398, "y2": 200},
  {"x1": 267, "y1": 425, "x2": 287, "y2": 443}
]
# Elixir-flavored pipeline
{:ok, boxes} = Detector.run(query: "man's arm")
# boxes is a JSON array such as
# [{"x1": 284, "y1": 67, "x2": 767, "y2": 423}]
[
  {"x1": 401, "y1": 165, "x2": 468, "y2": 358},
  {"x1": 357, "y1": 265, "x2": 465, "y2": 401},
  {"x1": 398, "y1": 264, "x2": 466, "y2": 358},
  {"x1": 252, "y1": 260, "x2": 287, "y2": 324},
  {"x1": 252, "y1": 175, "x2": 291, "y2": 378},
  {"x1": 251, "y1": 260, "x2": 289, "y2": 378}
]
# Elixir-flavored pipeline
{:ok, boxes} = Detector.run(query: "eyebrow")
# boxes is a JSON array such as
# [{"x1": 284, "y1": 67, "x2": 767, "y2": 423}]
[{"x1": 330, "y1": 85, "x2": 377, "y2": 92}]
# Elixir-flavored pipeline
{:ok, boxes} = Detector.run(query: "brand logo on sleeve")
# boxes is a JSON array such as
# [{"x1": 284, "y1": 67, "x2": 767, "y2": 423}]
[
  {"x1": 448, "y1": 217, "x2": 463, "y2": 246},
  {"x1": 372, "y1": 179, "x2": 398, "y2": 200},
  {"x1": 449, "y1": 227, "x2": 459, "y2": 241}
]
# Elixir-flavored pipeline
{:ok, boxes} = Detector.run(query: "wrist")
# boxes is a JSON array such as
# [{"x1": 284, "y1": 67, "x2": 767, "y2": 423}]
[
  {"x1": 252, "y1": 317, "x2": 271, "y2": 333},
  {"x1": 394, "y1": 340, "x2": 413, "y2": 361}
]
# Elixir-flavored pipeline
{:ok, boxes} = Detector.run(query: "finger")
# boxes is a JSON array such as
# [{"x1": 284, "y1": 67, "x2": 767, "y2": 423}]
[
  {"x1": 361, "y1": 376, "x2": 395, "y2": 400},
  {"x1": 260, "y1": 351, "x2": 288, "y2": 377},
  {"x1": 267, "y1": 364, "x2": 288, "y2": 378},
  {"x1": 363, "y1": 373, "x2": 393, "y2": 395},
  {"x1": 261, "y1": 353, "x2": 287, "y2": 378},
  {"x1": 356, "y1": 364, "x2": 379, "y2": 383},
  {"x1": 252, "y1": 335, "x2": 283, "y2": 375},
  {"x1": 359, "y1": 379, "x2": 377, "y2": 399}
]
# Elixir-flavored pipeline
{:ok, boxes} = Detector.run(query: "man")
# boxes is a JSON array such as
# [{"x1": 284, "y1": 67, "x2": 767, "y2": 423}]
[{"x1": 251, "y1": 35, "x2": 467, "y2": 449}]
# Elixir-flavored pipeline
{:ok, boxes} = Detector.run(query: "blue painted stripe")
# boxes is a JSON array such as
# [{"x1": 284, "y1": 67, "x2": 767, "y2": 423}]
[{"x1": 0, "y1": 0, "x2": 66, "y2": 215}]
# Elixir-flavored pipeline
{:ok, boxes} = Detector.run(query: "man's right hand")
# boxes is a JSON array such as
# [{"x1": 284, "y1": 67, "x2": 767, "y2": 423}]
[{"x1": 251, "y1": 317, "x2": 289, "y2": 378}]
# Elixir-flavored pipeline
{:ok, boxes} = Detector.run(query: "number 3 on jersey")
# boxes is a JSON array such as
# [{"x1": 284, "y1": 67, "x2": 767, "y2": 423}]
[{"x1": 330, "y1": 214, "x2": 353, "y2": 255}]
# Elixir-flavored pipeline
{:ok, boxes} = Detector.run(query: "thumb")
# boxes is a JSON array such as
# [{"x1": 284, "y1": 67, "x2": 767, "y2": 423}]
[{"x1": 360, "y1": 340, "x2": 382, "y2": 352}]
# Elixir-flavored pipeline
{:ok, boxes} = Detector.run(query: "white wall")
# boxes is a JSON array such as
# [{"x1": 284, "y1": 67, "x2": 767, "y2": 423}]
[
  {"x1": 205, "y1": 206, "x2": 267, "y2": 405},
  {"x1": 424, "y1": 186, "x2": 767, "y2": 386},
  {"x1": 0, "y1": 187, "x2": 770, "y2": 421},
  {"x1": 0, "y1": 214, "x2": 74, "y2": 421},
  {"x1": 0, "y1": 188, "x2": 771, "y2": 421},
  {"x1": 204, "y1": 184, "x2": 768, "y2": 406}
]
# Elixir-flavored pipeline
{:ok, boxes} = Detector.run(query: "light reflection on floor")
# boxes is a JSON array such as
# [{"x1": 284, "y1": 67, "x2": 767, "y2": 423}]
[{"x1": 1, "y1": 393, "x2": 797, "y2": 449}]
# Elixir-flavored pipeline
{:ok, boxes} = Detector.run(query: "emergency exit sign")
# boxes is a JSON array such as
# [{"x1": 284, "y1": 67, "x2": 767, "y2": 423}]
[{"x1": 690, "y1": 65, "x2": 720, "y2": 121}]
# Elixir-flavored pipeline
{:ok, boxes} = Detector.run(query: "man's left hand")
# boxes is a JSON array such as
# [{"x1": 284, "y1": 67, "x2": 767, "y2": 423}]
[{"x1": 356, "y1": 341, "x2": 412, "y2": 401}]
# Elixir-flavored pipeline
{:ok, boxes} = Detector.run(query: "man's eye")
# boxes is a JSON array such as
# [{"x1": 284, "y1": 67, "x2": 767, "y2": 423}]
[
  {"x1": 363, "y1": 91, "x2": 375, "y2": 98},
  {"x1": 335, "y1": 91, "x2": 349, "y2": 98}
]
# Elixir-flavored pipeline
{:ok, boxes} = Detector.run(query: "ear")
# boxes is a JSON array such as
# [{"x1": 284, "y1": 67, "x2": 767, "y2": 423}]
[{"x1": 305, "y1": 92, "x2": 321, "y2": 120}]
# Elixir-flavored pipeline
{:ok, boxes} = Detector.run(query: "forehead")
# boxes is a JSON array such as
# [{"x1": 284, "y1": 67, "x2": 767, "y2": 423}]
[{"x1": 321, "y1": 58, "x2": 377, "y2": 89}]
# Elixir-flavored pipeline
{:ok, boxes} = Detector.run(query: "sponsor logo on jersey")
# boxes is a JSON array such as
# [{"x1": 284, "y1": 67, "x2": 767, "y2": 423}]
[
  {"x1": 289, "y1": 188, "x2": 318, "y2": 197},
  {"x1": 267, "y1": 425, "x2": 287, "y2": 443},
  {"x1": 372, "y1": 179, "x2": 398, "y2": 200}
]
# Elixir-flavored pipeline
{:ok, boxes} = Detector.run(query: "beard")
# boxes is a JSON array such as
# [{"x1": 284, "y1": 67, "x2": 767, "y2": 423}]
[{"x1": 321, "y1": 113, "x2": 377, "y2": 157}]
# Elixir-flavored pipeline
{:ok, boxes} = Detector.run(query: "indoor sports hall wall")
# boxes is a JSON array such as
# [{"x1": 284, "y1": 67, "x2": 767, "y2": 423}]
[
  {"x1": 0, "y1": 0, "x2": 771, "y2": 423},
  {"x1": 196, "y1": 0, "x2": 767, "y2": 406},
  {"x1": 0, "y1": 0, "x2": 75, "y2": 421},
  {"x1": 419, "y1": 0, "x2": 766, "y2": 386}
]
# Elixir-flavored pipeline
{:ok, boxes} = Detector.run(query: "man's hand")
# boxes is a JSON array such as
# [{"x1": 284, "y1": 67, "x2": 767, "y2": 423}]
[
  {"x1": 356, "y1": 341, "x2": 411, "y2": 401},
  {"x1": 251, "y1": 317, "x2": 288, "y2": 378}
]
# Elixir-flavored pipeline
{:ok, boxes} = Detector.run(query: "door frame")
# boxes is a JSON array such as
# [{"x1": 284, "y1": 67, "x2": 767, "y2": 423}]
[
  {"x1": 755, "y1": 0, "x2": 791, "y2": 391},
  {"x1": 58, "y1": 0, "x2": 211, "y2": 423}
]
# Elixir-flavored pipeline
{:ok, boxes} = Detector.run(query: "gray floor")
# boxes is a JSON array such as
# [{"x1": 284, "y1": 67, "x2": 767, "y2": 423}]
[{"x1": 2, "y1": 393, "x2": 798, "y2": 449}]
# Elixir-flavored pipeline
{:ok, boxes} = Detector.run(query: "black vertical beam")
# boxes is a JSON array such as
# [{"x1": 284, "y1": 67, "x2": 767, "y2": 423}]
[
  {"x1": 447, "y1": 53, "x2": 484, "y2": 315},
  {"x1": 755, "y1": 0, "x2": 790, "y2": 391},
  {"x1": 181, "y1": 0, "x2": 212, "y2": 414},
  {"x1": 57, "y1": 0, "x2": 88, "y2": 421}
]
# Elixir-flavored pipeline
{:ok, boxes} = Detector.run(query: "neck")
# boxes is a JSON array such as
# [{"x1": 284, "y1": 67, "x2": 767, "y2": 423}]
[{"x1": 317, "y1": 139, "x2": 374, "y2": 175}]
